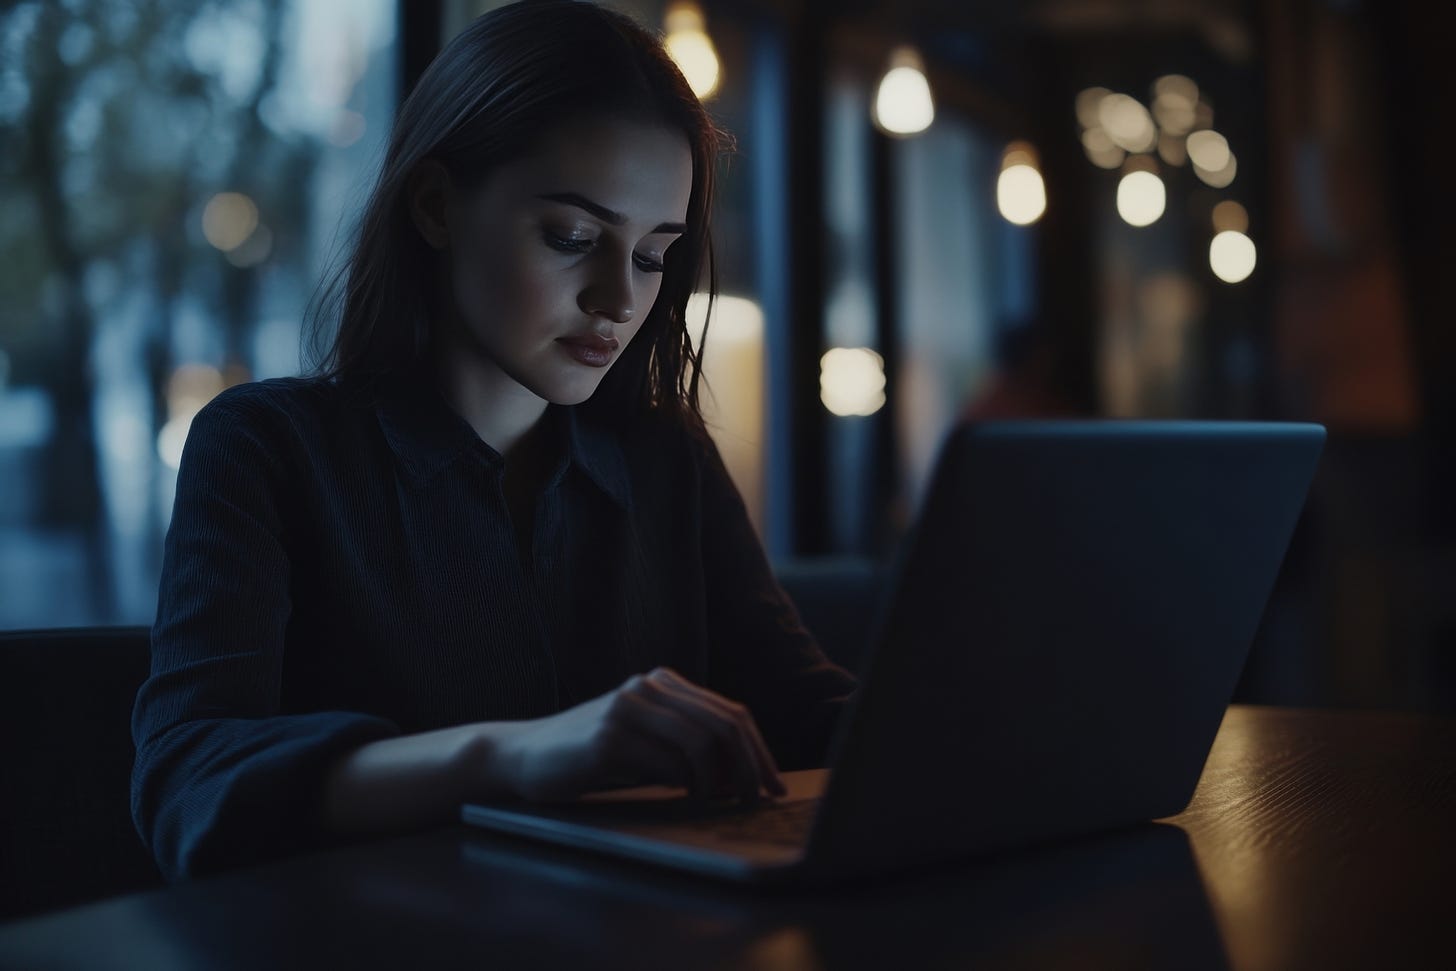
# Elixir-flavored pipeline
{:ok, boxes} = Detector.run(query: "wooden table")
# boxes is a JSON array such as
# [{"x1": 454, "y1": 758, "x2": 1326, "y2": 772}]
[{"x1": 2, "y1": 706, "x2": 1452, "y2": 970}]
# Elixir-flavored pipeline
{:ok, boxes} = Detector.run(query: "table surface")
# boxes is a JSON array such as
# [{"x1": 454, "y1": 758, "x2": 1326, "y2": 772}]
[{"x1": 2, "y1": 705, "x2": 1454, "y2": 971}]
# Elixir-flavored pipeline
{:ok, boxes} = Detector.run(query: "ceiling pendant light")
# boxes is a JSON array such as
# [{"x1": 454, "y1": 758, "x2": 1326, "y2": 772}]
[
  {"x1": 997, "y1": 142, "x2": 1047, "y2": 225},
  {"x1": 872, "y1": 46, "x2": 935, "y2": 137},
  {"x1": 664, "y1": 2, "x2": 721, "y2": 99}
]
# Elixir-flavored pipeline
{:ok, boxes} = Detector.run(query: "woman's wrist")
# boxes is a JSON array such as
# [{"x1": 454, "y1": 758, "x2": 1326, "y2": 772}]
[
  {"x1": 451, "y1": 719, "x2": 529, "y2": 804},
  {"x1": 320, "y1": 721, "x2": 523, "y2": 835}
]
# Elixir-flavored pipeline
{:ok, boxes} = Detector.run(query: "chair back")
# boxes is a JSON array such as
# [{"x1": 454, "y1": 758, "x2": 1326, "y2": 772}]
[
  {"x1": 0, "y1": 626, "x2": 163, "y2": 921},
  {"x1": 774, "y1": 556, "x2": 887, "y2": 675}
]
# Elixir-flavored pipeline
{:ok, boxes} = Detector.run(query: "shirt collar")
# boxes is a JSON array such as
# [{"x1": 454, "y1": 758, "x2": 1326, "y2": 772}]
[{"x1": 371, "y1": 372, "x2": 630, "y2": 509}]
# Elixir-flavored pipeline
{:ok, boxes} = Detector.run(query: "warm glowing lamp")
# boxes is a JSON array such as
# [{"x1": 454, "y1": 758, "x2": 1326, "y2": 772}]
[
  {"x1": 1082, "y1": 128, "x2": 1125, "y2": 169},
  {"x1": 1193, "y1": 152, "x2": 1238, "y2": 188},
  {"x1": 872, "y1": 46, "x2": 934, "y2": 136},
  {"x1": 1116, "y1": 158, "x2": 1166, "y2": 227},
  {"x1": 1098, "y1": 93, "x2": 1156, "y2": 153},
  {"x1": 820, "y1": 348, "x2": 887, "y2": 416},
  {"x1": 1075, "y1": 87, "x2": 1112, "y2": 130},
  {"x1": 997, "y1": 142, "x2": 1047, "y2": 225},
  {"x1": 1186, "y1": 129, "x2": 1231, "y2": 171},
  {"x1": 685, "y1": 294, "x2": 766, "y2": 530},
  {"x1": 664, "y1": 2, "x2": 721, "y2": 99},
  {"x1": 1210, "y1": 231, "x2": 1256, "y2": 283}
]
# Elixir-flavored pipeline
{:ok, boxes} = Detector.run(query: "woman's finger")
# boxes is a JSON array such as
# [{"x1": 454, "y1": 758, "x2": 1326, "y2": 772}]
[
  {"x1": 593, "y1": 714, "x2": 694, "y2": 791},
  {"x1": 608, "y1": 684, "x2": 718, "y2": 798},
  {"x1": 639, "y1": 674, "x2": 758, "y2": 801},
  {"x1": 641, "y1": 668, "x2": 784, "y2": 800},
  {"x1": 647, "y1": 668, "x2": 785, "y2": 796}
]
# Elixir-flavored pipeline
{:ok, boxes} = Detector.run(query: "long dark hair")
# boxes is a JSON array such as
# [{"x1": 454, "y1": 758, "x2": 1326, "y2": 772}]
[{"x1": 302, "y1": 0, "x2": 725, "y2": 436}]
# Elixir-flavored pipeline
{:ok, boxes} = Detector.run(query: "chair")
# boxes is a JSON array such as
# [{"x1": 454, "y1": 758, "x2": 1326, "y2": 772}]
[
  {"x1": 773, "y1": 556, "x2": 888, "y2": 676},
  {"x1": 0, "y1": 626, "x2": 163, "y2": 922}
]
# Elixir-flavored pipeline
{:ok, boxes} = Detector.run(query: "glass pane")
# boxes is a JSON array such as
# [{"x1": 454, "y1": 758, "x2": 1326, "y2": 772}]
[
  {"x1": 892, "y1": 109, "x2": 1005, "y2": 517},
  {"x1": 0, "y1": 0, "x2": 398, "y2": 630}
]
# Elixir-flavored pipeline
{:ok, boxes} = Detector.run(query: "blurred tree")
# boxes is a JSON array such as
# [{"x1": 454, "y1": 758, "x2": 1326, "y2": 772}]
[{"x1": 0, "y1": 0, "x2": 322, "y2": 619}]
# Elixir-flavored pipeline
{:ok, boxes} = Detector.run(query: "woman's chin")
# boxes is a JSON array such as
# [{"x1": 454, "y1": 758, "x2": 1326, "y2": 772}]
[{"x1": 536, "y1": 374, "x2": 607, "y2": 407}]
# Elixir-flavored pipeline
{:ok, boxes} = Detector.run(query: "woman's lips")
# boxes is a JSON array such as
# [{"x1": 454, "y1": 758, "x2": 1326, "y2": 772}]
[{"x1": 556, "y1": 335, "x2": 618, "y2": 368}]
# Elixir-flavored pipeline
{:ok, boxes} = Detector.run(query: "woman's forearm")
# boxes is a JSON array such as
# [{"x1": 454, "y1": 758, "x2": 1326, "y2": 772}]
[
  {"x1": 319, "y1": 720, "x2": 526, "y2": 836},
  {"x1": 318, "y1": 668, "x2": 787, "y2": 837}
]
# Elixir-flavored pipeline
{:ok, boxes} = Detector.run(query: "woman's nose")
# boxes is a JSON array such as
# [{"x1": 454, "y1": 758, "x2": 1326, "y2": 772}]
[{"x1": 577, "y1": 253, "x2": 636, "y2": 323}]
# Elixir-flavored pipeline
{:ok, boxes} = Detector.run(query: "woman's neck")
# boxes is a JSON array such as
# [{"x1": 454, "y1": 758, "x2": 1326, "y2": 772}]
[{"x1": 431, "y1": 339, "x2": 549, "y2": 461}]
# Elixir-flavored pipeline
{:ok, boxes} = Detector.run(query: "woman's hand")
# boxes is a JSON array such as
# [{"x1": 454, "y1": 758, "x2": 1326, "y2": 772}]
[
  {"x1": 321, "y1": 668, "x2": 785, "y2": 836},
  {"x1": 483, "y1": 667, "x2": 787, "y2": 805}
]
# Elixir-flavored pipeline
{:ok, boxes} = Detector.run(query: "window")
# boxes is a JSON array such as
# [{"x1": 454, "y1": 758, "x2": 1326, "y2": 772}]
[{"x1": 0, "y1": 0, "x2": 398, "y2": 629}]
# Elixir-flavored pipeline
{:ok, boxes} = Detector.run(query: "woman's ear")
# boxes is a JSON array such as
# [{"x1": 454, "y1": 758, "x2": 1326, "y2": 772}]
[{"x1": 408, "y1": 159, "x2": 452, "y2": 250}]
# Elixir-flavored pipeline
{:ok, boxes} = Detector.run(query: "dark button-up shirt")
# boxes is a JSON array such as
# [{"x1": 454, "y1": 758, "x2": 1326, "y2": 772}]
[{"x1": 132, "y1": 373, "x2": 857, "y2": 881}]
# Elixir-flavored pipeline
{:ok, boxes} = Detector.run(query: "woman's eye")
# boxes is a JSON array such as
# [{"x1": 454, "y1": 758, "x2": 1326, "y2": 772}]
[
  {"x1": 545, "y1": 230, "x2": 663, "y2": 273},
  {"x1": 634, "y1": 253, "x2": 665, "y2": 274},
  {"x1": 544, "y1": 231, "x2": 594, "y2": 254}
]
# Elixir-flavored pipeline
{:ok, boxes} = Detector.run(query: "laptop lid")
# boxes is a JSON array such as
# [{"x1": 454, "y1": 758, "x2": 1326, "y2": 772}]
[
  {"x1": 462, "y1": 421, "x2": 1325, "y2": 882},
  {"x1": 803, "y1": 420, "x2": 1325, "y2": 875}
]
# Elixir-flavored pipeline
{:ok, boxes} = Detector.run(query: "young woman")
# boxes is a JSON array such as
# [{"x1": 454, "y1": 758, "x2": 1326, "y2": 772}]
[{"x1": 132, "y1": 0, "x2": 857, "y2": 881}]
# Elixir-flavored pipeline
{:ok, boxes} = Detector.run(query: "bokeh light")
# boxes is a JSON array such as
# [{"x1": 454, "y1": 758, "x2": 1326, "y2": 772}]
[
  {"x1": 1075, "y1": 86, "x2": 1112, "y2": 129},
  {"x1": 998, "y1": 165, "x2": 1047, "y2": 225},
  {"x1": 201, "y1": 192, "x2": 258, "y2": 252},
  {"x1": 664, "y1": 2, "x2": 721, "y2": 99},
  {"x1": 684, "y1": 294, "x2": 766, "y2": 525},
  {"x1": 1210, "y1": 230, "x2": 1257, "y2": 283},
  {"x1": 1098, "y1": 93, "x2": 1156, "y2": 153},
  {"x1": 1152, "y1": 94, "x2": 1195, "y2": 136},
  {"x1": 1116, "y1": 169, "x2": 1167, "y2": 227},
  {"x1": 157, "y1": 418, "x2": 192, "y2": 470},
  {"x1": 328, "y1": 109, "x2": 366, "y2": 147},
  {"x1": 165, "y1": 364, "x2": 225, "y2": 420},
  {"x1": 1186, "y1": 129, "x2": 1231, "y2": 171},
  {"x1": 1157, "y1": 132, "x2": 1188, "y2": 166},
  {"x1": 873, "y1": 47, "x2": 934, "y2": 136},
  {"x1": 224, "y1": 224, "x2": 273, "y2": 268},
  {"x1": 1212, "y1": 200, "x2": 1250, "y2": 234},
  {"x1": 1082, "y1": 127, "x2": 1126, "y2": 169},
  {"x1": 684, "y1": 293, "x2": 764, "y2": 350},
  {"x1": 1001, "y1": 141, "x2": 1037, "y2": 169},
  {"x1": 158, "y1": 363, "x2": 227, "y2": 469},
  {"x1": 997, "y1": 142, "x2": 1046, "y2": 225},
  {"x1": 1194, "y1": 152, "x2": 1238, "y2": 188},
  {"x1": 820, "y1": 347, "x2": 887, "y2": 416},
  {"x1": 1153, "y1": 74, "x2": 1199, "y2": 104},
  {"x1": 1151, "y1": 75, "x2": 1199, "y2": 136}
]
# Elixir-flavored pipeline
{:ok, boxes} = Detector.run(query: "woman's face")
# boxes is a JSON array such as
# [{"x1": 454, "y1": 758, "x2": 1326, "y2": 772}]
[{"x1": 422, "y1": 119, "x2": 694, "y2": 406}]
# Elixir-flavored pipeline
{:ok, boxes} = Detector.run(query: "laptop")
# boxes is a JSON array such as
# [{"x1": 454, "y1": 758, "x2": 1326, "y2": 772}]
[{"x1": 462, "y1": 420, "x2": 1326, "y2": 884}]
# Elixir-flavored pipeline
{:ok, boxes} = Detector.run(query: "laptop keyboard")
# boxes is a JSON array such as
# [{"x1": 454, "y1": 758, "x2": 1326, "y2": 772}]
[{"x1": 678, "y1": 798, "x2": 819, "y2": 846}]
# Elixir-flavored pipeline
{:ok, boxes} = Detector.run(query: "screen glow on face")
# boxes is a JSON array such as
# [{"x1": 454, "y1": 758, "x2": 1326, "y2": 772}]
[{"x1": 440, "y1": 119, "x2": 694, "y2": 407}]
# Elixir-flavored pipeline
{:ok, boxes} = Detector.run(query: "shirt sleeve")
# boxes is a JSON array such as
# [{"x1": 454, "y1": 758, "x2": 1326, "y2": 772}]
[
  {"x1": 692, "y1": 428, "x2": 860, "y2": 770},
  {"x1": 132, "y1": 389, "x2": 399, "y2": 882}
]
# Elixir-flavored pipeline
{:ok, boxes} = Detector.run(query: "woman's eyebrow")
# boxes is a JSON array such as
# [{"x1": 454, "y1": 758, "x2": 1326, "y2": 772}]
[{"x1": 535, "y1": 192, "x2": 687, "y2": 234}]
